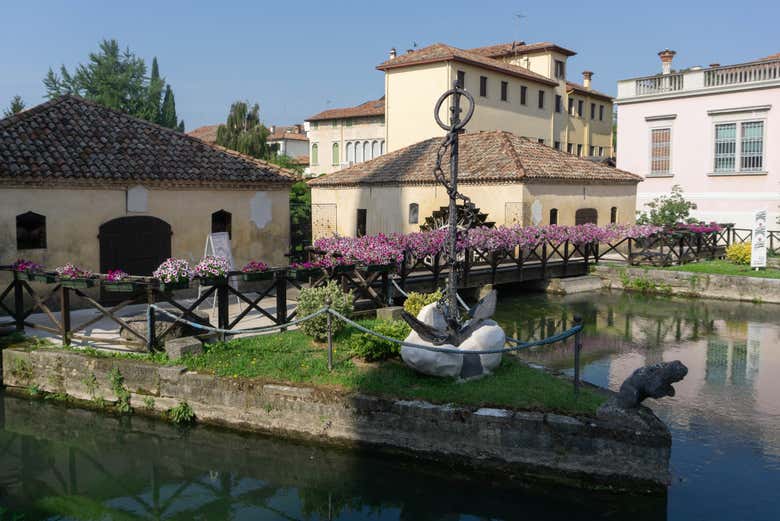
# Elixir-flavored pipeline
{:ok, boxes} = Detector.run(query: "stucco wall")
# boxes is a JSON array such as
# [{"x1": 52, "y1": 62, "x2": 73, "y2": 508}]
[
  {"x1": 616, "y1": 87, "x2": 779, "y2": 227},
  {"x1": 0, "y1": 186, "x2": 290, "y2": 272},
  {"x1": 307, "y1": 117, "x2": 386, "y2": 176},
  {"x1": 522, "y1": 184, "x2": 637, "y2": 226}
]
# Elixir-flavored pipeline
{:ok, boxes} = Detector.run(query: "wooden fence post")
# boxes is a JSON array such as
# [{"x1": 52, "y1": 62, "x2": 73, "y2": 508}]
[
  {"x1": 60, "y1": 286, "x2": 71, "y2": 346},
  {"x1": 13, "y1": 273, "x2": 24, "y2": 332},
  {"x1": 217, "y1": 279, "x2": 229, "y2": 340},
  {"x1": 276, "y1": 272, "x2": 288, "y2": 329}
]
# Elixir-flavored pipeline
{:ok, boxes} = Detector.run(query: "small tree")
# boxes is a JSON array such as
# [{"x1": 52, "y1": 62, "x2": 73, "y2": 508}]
[
  {"x1": 636, "y1": 185, "x2": 697, "y2": 227},
  {"x1": 3, "y1": 95, "x2": 25, "y2": 117},
  {"x1": 215, "y1": 101, "x2": 270, "y2": 159}
]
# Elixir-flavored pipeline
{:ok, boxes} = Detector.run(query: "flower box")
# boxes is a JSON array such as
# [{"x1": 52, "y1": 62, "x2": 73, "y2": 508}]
[
  {"x1": 159, "y1": 280, "x2": 190, "y2": 292},
  {"x1": 31, "y1": 273, "x2": 57, "y2": 284},
  {"x1": 332, "y1": 263, "x2": 356, "y2": 274},
  {"x1": 242, "y1": 270, "x2": 276, "y2": 281},
  {"x1": 289, "y1": 268, "x2": 318, "y2": 281},
  {"x1": 363, "y1": 263, "x2": 394, "y2": 273},
  {"x1": 103, "y1": 281, "x2": 138, "y2": 293},
  {"x1": 60, "y1": 278, "x2": 95, "y2": 289},
  {"x1": 198, "y1": 276, "x2": 227, "y2": 287}
]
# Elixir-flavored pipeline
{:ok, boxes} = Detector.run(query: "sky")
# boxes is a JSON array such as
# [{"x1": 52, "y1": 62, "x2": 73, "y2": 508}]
[{"x1": 2, "y1": 0, "x2": 779, "y2": 131}]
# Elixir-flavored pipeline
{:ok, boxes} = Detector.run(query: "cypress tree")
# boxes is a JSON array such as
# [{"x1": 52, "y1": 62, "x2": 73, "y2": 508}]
[
  {"x1": 160, "y1": 85, "x2": 177, "y2": 129},
  {"x1": 147, "y1": 57, "x2": 164, "y2": 124}
]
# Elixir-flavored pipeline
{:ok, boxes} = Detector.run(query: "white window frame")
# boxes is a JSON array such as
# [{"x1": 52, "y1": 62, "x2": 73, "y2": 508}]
[
  {"x1": 708, "y1": 109, "x2": 768, "y2": 176},
  {"x1": 648, "y1": 126, "x2": 673, "y2": 177}
]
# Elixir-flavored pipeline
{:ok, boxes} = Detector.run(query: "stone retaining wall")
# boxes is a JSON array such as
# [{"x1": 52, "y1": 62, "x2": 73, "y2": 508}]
[
  {"x1": 594, "y1": 264, "x2": 780, "y2": 303},
  {"x1": 1, "y1": 347, "x2": 672, "y2": 491}
]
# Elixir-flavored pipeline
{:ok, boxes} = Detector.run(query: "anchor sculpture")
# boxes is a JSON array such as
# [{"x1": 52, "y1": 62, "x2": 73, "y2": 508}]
[{"x1": 400, "y1": 82, "x2": 507, "y2": 379}]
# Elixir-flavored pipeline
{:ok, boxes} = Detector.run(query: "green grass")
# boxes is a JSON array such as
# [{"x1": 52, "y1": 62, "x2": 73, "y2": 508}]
[
  {"x1": 180, "y1": 328, "x2": 605, "y2": 416},
  {"x1": 662, "y1": 259, "x2": 780, "y2": 279}
]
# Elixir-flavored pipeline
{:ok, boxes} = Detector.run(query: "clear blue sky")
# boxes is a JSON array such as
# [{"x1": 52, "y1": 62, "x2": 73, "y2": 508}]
[{"x1": 2, "y1": 0, "x2": 778, "y2": 130}]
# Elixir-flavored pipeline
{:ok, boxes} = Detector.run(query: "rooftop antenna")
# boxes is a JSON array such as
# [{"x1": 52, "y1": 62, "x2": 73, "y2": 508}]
[{"x1": 513, "y1": 12, "x2": 527, "y2": 62}]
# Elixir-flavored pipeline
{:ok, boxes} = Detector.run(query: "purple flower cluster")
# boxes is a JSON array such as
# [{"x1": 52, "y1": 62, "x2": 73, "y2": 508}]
[
  {"x1": 193, "y1": 256, "x2": 231, "y2": 278},
  {"x1": 153, "y1": 258, "x2": 192, "y2": 283},
  {"x1": 314, "y1": 233, "x2": 406, "y2": 265},
  {"x1": 290, "y1": 261, "x2": 319, "y2": 270},
  {"x1": 242, "y1": 261, "x2": 269, "y2": 273},
  {"x1": 675, "y1": 222, "x2": 721, "y2": 234},
  {"x1": 55, "y1": 263, "x2": 93, "y2": 280},
  {"x1": 105, "y1": 269, "x2": 129, "y2": 282},
  {"x1": 12, "y1": 259, "x2": 43, "y2": 273}
]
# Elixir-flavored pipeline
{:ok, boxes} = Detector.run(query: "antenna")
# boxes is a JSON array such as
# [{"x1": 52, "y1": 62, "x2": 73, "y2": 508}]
[{"x1": 514, "y1": 12, "x2": 526, "y2": 42}]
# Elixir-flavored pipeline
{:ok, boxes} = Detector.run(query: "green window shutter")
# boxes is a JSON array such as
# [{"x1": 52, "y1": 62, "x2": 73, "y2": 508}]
[
  {"x1": 311, "y1": 144, "x2": 318, "y2": 165},
  {"x1": 332, "y1": 143, "x2": 340, "y2": 165}
]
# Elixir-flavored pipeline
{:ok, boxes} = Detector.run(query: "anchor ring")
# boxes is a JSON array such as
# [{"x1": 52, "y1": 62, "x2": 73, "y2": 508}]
[{"x1": 433, "y1": 87, "x2": 475, "y2": 132}]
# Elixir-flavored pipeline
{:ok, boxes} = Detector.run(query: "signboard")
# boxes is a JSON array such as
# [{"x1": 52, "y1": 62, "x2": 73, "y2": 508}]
[
  {"x1": 750, "y1": 209, "x2": 767, "y2": 268},
  {"x1": 206, "y1": 232, "x2": 235, "y2": 270}
]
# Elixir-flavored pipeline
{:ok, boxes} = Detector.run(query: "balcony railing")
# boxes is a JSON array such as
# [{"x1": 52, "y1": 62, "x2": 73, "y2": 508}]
[
  {"x1": 635, "y1": 73, "x2": 684, "y2": 95},
  {"x1": 704, "y1": 59, "x2": 780, "y2": 87}
]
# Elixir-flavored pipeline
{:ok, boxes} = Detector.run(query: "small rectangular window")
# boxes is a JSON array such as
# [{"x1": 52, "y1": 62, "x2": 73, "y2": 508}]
[
  {"x1": 576, "y1": 144, "x2": 583, "y2": 156},
  {"x1": 16, "y1": 212, "x2": 47, "y2": 250},
  {"x1": 554, "y1": 141, "x2": 561, "y2": 150},
  {"x1": 456, "y1": 70, "x2": 465, "y2": 89},
  {"x1": 480, "y1": 76, "x2": 488, "y2": 97},
  {"x1": 538, "y1": 138, "x2": 545, "y2": 144},
  {"x1": 346, "y1": 119, "x2": 353, "y2": 127},
  {"x1": 599, "y1": 105, "x2": 604, "y2": 121},
  {"x1": 538, "y1": 90, "x2": 544, "y2": 109},
  {"x1": 598, "y1": 146, "x2": 604, "y2": 156},
  {"x1": 651, "y1": 128, "x2": 672, "y2": 175},
  {"x1": 500, "y1": 81, "x2": 508, "y2": 101},
  {"x1": 312, "y1": 121, "x2": 319, "y2": 129},
  {"x1": 332, "y1": 120, "x2": 338, "y2": 128},
  {"x1": 567, "y1": 143, "x2": 573, "y2": 154},
  {"x1": 590, "y1": 103, "x2": 596, "y2": 119},
  {"x1": 356, "y1": 209, "x2": 367, "y2": 237},
  {"x1": 554, "y1": 60, "x2": 565, "y2": 79},
  {"x1": 520, "y1": 86, "x2": 527, "y2": 105},
  {"x1": 714, "y1": 123, "x2": 736, "y2": 172},
  {"x1": 589, "y1": 145, "x2": 595, "y2": 156},
  {"x1": 740, "y1": 121, "x2": 764, "y2": 171},
  {"x1": 568, "y1": 98, "x2": 574, "y2": 115},
  {"x1": 555, "y1": 95, "x2": 562, "y2": 113},
  {"x1": 408, "y1": 203, "x2": 419, "y2": 224},
  {"x1": 577, "y1": 100, "x2": 583, "y2": 117},
  {"x1": 549, "y1": 208, "x2": 558, "y2": 225}
]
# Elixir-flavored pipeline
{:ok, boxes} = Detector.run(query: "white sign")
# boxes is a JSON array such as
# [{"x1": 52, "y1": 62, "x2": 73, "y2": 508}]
[
  {"x1": 206, "y1": 232, "x2": 235, "y2": 270},
  {"x1": 751, "y1": 209, "x2": 767, "y2": 268}
]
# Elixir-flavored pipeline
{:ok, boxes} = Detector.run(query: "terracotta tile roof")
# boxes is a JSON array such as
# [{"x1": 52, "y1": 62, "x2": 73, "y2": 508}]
[
  {"x1": 566, "y1": 81, "x2": 613, "y2": 102},
  {"x1": 468, "y1": 41, "x2": 577, "y2": 58},
  {"x1": 292, "y1": 155, "x2": 309, "y2": 165},
  {"x1": 307, "y1": 97, "x2": 385, "y2": 122},
  {"x1": 267, "y1": 131, "x2": 309, "y2": 142},
  {"x1": 758, "y1": 52, "x2": 780, "y2": 61},
  {"x1": 187, "y1": 124, "x2": 219, "y2": 144},
  {"x1": 0, "y1": 95, "x2": 296, "y2": 188},
  {"x1": 376, "y1": 44, "x2": 557, "y2": 86},
  {"x1": 309, "y1": 130, "x2": 639, "y2": 187}
]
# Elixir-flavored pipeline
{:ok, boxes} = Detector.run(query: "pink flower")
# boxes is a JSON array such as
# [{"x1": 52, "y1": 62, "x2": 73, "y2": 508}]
[
  {"x1": 242, "y1": 261, "x2": 269, "y2": 273},
  {"x1": 55, "y1": 263, "x2": 92, "y2": 280},
  {"x1": 105, "y1": 269, "x2": 129, "y2": 282},
  {"x1": 12, "y1": 259, "x2": 43, "y2": 273}
]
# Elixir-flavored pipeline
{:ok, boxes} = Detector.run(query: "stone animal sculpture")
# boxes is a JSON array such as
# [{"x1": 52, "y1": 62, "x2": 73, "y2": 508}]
[{"x1": 615, "y1": 360, "x2": 688, "y2": 409}]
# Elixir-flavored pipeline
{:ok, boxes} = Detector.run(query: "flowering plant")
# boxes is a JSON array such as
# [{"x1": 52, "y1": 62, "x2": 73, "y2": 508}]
[
  {"x1": 241, "y1": 261, "x2": 269, "y2": 273},
  {"x1": 290, "y1": 261, "x2": 320, "y2": 270},
  {"x1": 12, "y1": 259, "x2": 43, "y2": 273},
  {"x1": 153, "y1": 258, "x2": 192, "y2": 283},
  {"x1": 675, "y1": 222, "x2": 721, "y2": 234},
  {"x1": 105, "y1": 269, "x2": 129, "y2": 282},
  {"x1": 193, "y1": 256, "x2": 231, "y2": 278},
  {"x1": 55, "y1": 263, "x2": 93, "y2": 280}
]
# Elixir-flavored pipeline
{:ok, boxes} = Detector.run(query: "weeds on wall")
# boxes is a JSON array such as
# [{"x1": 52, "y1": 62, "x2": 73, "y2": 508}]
[{"x1": 167, "y1": 401, "x2": 195, "y2": 425}]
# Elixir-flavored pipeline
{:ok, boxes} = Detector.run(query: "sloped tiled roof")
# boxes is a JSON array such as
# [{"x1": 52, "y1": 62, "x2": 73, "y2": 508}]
[
  {"x1": 187, "y1": 124, "x2": 219, "y2": 144},
  {"x1": 267, "y1": 131, "x2": 309, "y2": 142},
  {"x1": 376, "y1": 44, "x2": 557, "y2": 86},
  {"x1": 307, "y1": 97, "x2": 385, "y2": 122},
  {"x1": 566, "y1": 81, "x2": 613, "y2": 102},
  {"x1": 0, "y1": 96, "x2": 296, "y2": 188},
  {"x1": 758, "y1": 52, "x2": 780, "y2": 61},
  {"x1": 468, "y1": 41, "x2": 577, "y2": 58},
  {"x1": 309, "y1": 130, "x2": 639, "y2": 187}
]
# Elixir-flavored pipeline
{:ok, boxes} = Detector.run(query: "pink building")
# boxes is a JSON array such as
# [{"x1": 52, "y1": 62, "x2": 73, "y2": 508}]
[{"x1": 616, "y1": 50, "x2": 780, "y2": 227}]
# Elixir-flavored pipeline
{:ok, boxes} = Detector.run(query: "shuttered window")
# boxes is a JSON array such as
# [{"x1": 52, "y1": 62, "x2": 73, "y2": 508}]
[{"x1": 650, "y1": 128, "x2": 671, "y2": 175}]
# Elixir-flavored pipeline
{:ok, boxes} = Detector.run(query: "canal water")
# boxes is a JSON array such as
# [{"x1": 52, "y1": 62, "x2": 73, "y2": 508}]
[{"x1": 1, "y1": 291, "x2": 778, "y2": 520}]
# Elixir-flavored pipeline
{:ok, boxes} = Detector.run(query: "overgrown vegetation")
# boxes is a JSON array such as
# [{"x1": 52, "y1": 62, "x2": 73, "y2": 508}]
[
  {"x1": 297, "y1": 281, "x2": 354, "y2": 340},
  {"x1": 402, "y1": 290, "x2": 443, "y2": 318},
  {"x1": 345, "y1": 319, "x2": 410, "y2": 361},
  {"x1": 663, "y1": 260, "x2": 780, "y2": 279},
  {"x1": 636, "y1": 184, "x2": 697, "y2": 227},
  {"x1": 108, "y1": 367, "x2": 132, "y2": 414},
  {"x1": 726, "y1": 243, "x2": 752, "y2": 265},
  {"x1": 167, "y1": 401, "x2": 195, "y2": 425},
  {"x1": 619, "y1": 269, "x2": 672, "y2": 295}
]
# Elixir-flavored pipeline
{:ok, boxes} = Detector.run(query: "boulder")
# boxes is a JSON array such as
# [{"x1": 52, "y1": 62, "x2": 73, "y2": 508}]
[
  {"x1": 165, "y1": 336, "x2": 204, "y2": 360},
  {"x1": 119, "y1": 311, "x2": 210, "y2": 345}
]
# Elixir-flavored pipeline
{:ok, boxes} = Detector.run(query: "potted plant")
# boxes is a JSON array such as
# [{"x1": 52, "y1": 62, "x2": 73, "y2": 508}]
[
  {"x1": 102, "y1": 269, "x2": 137, "y2": 293},
  {"x1": 241, "y1": 260, "x2": 275, "y2": 281},
  {"x1": 288, "y1": 261, "x2": 321, "y2": 282},
  {"x1": 11, "y1": 259, "x2": 48, "y2": 282},
  {"x1": 153, "y1": 258, "x2": 192, "y2": 292},
  {"x1": 55, "y1": 263, "x2": 95, "y2": 289},
  {"x1": 194, "y1": 255, "x2": 231, "y2": 286}
]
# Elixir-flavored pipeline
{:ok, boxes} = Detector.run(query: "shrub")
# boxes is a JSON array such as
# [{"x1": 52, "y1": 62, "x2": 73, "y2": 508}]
[
  {"x1": 403, "y1": 290, "x2": 443, "y2": 318},
  {"x1": 636, "y1": 185, "x2": 697, "y2": 227},
  {"x1": 168, "y1": 401, "x2": 195, "y2": 424},
  {"x1": 726, "y1": 243, "x2": 751, "y2": 265},
  {"x1": 109, "y1": 367, "x2": 132, "y2": 414},
  {"x1": 346, "y1": 320, "x2": 411, "y2": 361},
  {"x1": 297, "y1": 281, "x2": 354, "y2": 341}
]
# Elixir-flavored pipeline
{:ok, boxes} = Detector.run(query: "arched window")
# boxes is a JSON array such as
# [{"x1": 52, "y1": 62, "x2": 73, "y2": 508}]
[
  {"x1": 331, "y1": 142, "x2": 340, "y2": 166},
  {"x1": 311, "y1": 143, "x2": 318, "y2": 165},
  {"x1": 16, "y1": 211, "x2": 46, "y2": 249},
  {"x1": 549, "y1": 208, "x2": 558, "y2": 225},
  {"x1": 372, "y1": 140, "x2": 380, "y2": 159},
  {"x1": 363, "y1": 141, "x2": 370, "y2": 161},
  {"x1": 610, "y1": 207, "x2": 618, "y2": 224},
  {"x1": 356, "y1": 141, "x2": 364, "y2": 163},
  {"x1": 346, "y1": 142, "x2": 354, "y2": 163},
  {"x1": 211, "y1": 210, "x2": 232, "y2": 239},
  {"x1": 380, "y1": 141, "x2": 385, "y2": 155},
  {"x1": 575, "y1": 208, "x2": 598, "y2": 225},
  {"x1": 408, "y1": 203, "x2": 419, "y2": 224}
]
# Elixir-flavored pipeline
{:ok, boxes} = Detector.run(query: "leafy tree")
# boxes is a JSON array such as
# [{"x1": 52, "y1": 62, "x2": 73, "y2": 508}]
[
  {"x1": 636, "y1": 184, "x2": 697, "y2": 226},
  {"x1": 3, "y1": 95, "x2": 25, "y2": 117},
  {"x1": 268, "y1": 153, "x2": 303, "y2": 174},
  {"x1": 290, "y1": 180, "x2": 311, "y2": 260},
  {"x1": 215, "y1": 101, "x2": 270, "y2": 159},
  {"x1": 144, "y1": 57, "x2": 164, "y2": 123}
]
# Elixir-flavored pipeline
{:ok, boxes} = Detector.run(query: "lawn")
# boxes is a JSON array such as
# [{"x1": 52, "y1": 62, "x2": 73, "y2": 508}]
[
  {"x1": 180, "y1": 328, "x2": 605, "y2": 416},
  {"x1": 662, "y1": 259, "x2": 780, "y2": 279}
]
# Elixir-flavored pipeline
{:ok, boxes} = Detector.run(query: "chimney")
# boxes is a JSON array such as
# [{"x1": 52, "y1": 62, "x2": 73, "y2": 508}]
[
  {"x1": 582, "y1": 71, "x2": 593, "y2": 89},
  {"x1": 389, "y1": 47, "x2": 397, "y2": 60},
  {"x1": 709, "y1": 63, "x2": 720, "y2": 68},
  {"x1": 658, "y1": 49, "x2": 676, "y2": 75}
]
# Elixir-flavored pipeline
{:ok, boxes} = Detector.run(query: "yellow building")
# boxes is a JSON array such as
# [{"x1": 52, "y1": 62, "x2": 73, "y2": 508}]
[
  {"x1": 308, "y1": 130, "x2": 639, "y2": 238},
  {"x1": 378, "y1": 42, "x2": 614, "y2": 155}
]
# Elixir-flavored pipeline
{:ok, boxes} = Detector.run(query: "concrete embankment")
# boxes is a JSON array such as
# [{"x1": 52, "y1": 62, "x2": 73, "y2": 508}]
[{"x1": 2, "y1": 346, "x2": 672, "y2": 491}]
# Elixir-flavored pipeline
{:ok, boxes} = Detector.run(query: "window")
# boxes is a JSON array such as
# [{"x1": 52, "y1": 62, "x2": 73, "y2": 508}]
[
  {"x1": 598, "y1": 146, "x2": 604, "y2": 156},
  {"x1": 211, "y1": 210, "x2": 232, "y2": 239},
  {"x1": 346, "y1": 142, "x2": 355, "y2": 163},
  {"x1": 380, "y1": 141, "x2": 385, "y2": 155},
  {"x1": 554, "y1": 60, "x2": 565, "y2": 79},
  {"x1": 346, "y1": 119, "x2": 353, "y2": 127},
  {"x1": 590, "y1": 103, "x2": 596, "y2": 120},
  {"x1": 456, "y1": 70, "x2": 465, "y2": 89},
  {"x1": 589, "y1": 145, "x2": 595, "y2": 156},
  {"x1": 480, "y1": 76, "x2": 488, "y2": 97},
  {"x1": 312, "y1": 121, "x2": 319, "y2": 129},
  {"x1": 332, "y1": 142, "x2": 340, "y2": 165},
  {"x1": 554, "y1": 141, "x2": 561, "y2": 150},
  {"x1": 500, "y1": 81, "x2": 508, "y2": 101},
  {"x1": 568, "y1": 98, "x2": 574, "y2": 115},
  {"x1": 16, "y1": 211, "x2": 46, "y2": 249},
  {"x1": 576, "y1": 144, "x2": 583, "y2": 156},
  {"x1": 567, "y1": 143, "x2": 574, "y2": 154},
  {"x1": 356, "y1": 209, "x2": 367, "y2": 237},
  {"x1": 372, "y1": 140, "x2": 380, "y2": 159},
  {"x1": 599, "y1": 105, "x2": 604, "y2": 121},
  {"x1": 520, "y1": 86, "x2": 527, "y2": 105},
  {"x1": 714, "y1": 124, "x2": 737, "y2": 172},
  {"x1": 555, "y1": 95, "x2": 562, "y2": 113},
  {"x1": 363, "y1": 141, "x2": 370, "y2": 161},
  {"x1": 577, "y1": 100, "x2": 583, "y2": 117},
  {"x1": 610, "y1": 207, "x2": 618, "y2": 224},
  {"x1": 741, "y1": 121, "x2": 764, "y2": 172},
  {"x1": 331, "y1": 120, "x2": 338, "y2": 128},
  {"x1": 575, "y1": 208, "x2": 598, "y2": 225},
  {"x1": 537, "y1": 90, "x2": 545, "y2": 109},
  {"x1": 311, "y1": 143, "x2": 318, "y2": 165},
  {"x1": 408, "y1": 203, "x2": 419, "y2": 224},
  {"x1": 549, "y1": 208, "x2": 558, "y2": 225},
  {"x1": 356, "y1": 141, "x2": 364, "y2": 162},
  {"x1": 537, "y1": 138, "x2": 545, "y2": 145},
  {"x1": 651, "y1": 128, "x2": 671, "y2": 175}
]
